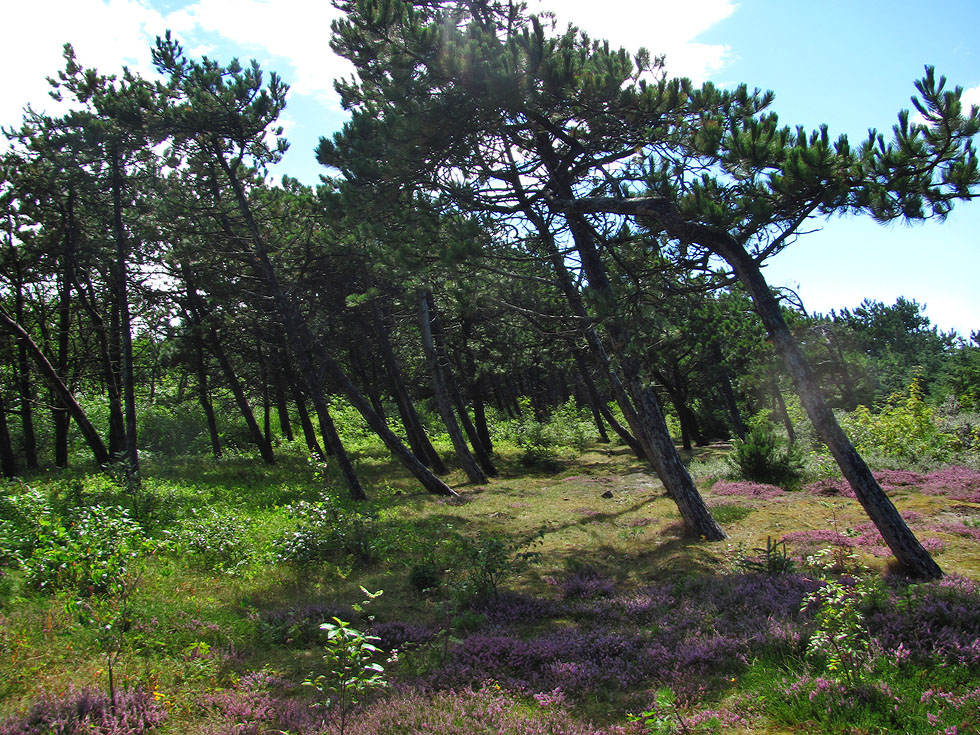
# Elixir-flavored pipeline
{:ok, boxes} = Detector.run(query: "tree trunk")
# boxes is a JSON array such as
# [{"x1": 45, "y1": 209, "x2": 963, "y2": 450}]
[
  {"x1": 75, "y1": 277, "x2": 126, "y2": 457},
  {"x1": 109, "y1": 143, "x2": 140, "y2": 483},
  {"x1": 0, "y1": 391, "x2": 19, "y2": 478},
  {"x1": 427, "y1": 294, "x2": 497, "y2": 477},
  {"x1": 209, "y1": 330, "x2": 276, "y2": 464},
  {"x1": 533, "y1": 210, "x2": 723, "y2": 539},
  {"x1": 0, "y1": 305, "x2": 110, "y2": 467},
  {"x1": 572, "y1": 351, "x2": 611, "y2": 443},
  {"x1": 193, "y1": 338, "x2": 222, "y2": 459},
  {"x1": 291, "y1": 383, "x2": 325, "y2": 460},
  {"x1": 546, "y1": 194, "x2": 940, "y2": 574},
  {"x1": 418, "y1": 290, "x2": 487, "y2": 484},
  {"x1": 273, "y1": 350, "x2": 294, "y2": 442},
  {"x1": 12, "y1": 275, "x2": 38, "y2": 469},
  {"x1": 213, "y1": 150, "x2": 454, "y2": 497},
  {"x1": 716, "y1": 239, "x2": 942, "y2": 579},
  {"x1": 769, "y1": 364, "x2": 796, "y2": 443},
  {"x1": 180, "y1": 263, "x2": 276, "y2": 464},
  {"x1": 712, "y1": 343, "x2": 745, "y2": 440},
  {"x1": 370, "y1": 305, "x2": 447, "y2": 473}
]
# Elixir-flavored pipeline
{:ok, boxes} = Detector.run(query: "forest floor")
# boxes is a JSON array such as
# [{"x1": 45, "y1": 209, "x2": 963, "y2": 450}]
[{"x1": 1, "y1": 442, "x2": 979, "y2": 734}]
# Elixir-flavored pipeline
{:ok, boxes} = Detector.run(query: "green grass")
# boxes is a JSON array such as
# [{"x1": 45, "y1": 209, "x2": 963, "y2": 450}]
[{"x1": 1, "y1": 441, "x2": 978, "y2": 734}]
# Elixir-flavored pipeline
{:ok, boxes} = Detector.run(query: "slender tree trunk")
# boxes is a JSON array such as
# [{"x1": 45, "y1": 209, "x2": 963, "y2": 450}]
[
  {"x1": 0, "y1": 304, "x2": 110, "y2": 466},
  {"x1": 291, "y1": 383, "x2": 325, "y2": 460},
  {"x1": 53, "y1": 198, "x2": 76, "y2": 468},
  {"x1": 258, "y1": 336, "x2": 272, "y2": 445},
  {"x1": 0, "y1": 391, "x2": 19, "y2": 477},
  {"x1": 418, "y1": 290, "x2": 486, "y2": 484},
  {"x1": 109, "y1": 143, "x2": 140, "y2": 482},
  {"x1": 532, "y1": 210, "x2": 723, "y2": 539},
  {"x1": 572, "y1": 351, "x2": 611, "y2": 443},
  {"x1": 427, "y1": 293, "x2": 497, "y2": 477},
  {"x1": 350, "y1": 345, "x2": 387, "y2": 421},
  {"x1": 213, "y1": 151, "x2": 454, "y2": 497},
  {"x1": 712, "y1": 343, "x2": 745, "y2": 440},
  {"x1": 180, "y1": 264, "x2": 275, "y2": 464},
  {"x1": 769, "y1": 364, "x2": 796, "y2": 443},
  {"x1": 715, "y1": 239, "x2": 942, "y2": 579},
  {"x1": 193, "y1": 338, "x2": 222, "y2": 459},
  {"x1": 12, "y1": 277, "x2": 38, "y2": 469},
  {"x1": 548, "y1": 194, "x2": 940, "y2": 574},
  {"x1": 75, "y1": 277, "x2": 126, "y2": 457},
  {"x1": 370, "y1": 305, "x2": 447, "y2": 473},
  {"x1": 209, "y1": 330, "x2": 276, "y2": 464},
  {"x1": 471, "y1": 378, "x2": 494, "y2": 454},
  {"x1": 275, "y1": 380, "x2": 294, "y2": 441}
]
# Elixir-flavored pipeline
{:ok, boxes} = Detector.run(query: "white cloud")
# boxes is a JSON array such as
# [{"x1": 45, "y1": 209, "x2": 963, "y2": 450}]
[
  {"x1": 175, "y1": 0, "x2": 354, "y2": 106},
  {"x1": 531, "y1": 0, "x2": 737, "y2": 81},
  {"x1": 0, "y1": 0, "x2": 169, "y2": 129},
  {"x1": 962, "y1": 83, "x2": 980, "y2": 113}
]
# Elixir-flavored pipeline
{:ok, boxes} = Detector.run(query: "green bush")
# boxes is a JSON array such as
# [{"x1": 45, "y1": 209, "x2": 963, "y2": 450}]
[
  {"x1": 171, "y1": 507, "x2": 257, "y2": 575},
  {"x1": 840, "y1": 378, "x2": 958, "y2": 464},
  {"x1": 728, "y1": 418, "x2": 804, "y2": 489},
  {"x1": 23, "y1": 505, "x2": 152, "y2": 595},
  {"x1": 276, "y1": 496, "x2": 379, "y2": 566}
]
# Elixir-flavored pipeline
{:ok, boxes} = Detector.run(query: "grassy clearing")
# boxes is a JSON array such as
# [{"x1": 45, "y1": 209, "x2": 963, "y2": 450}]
[{"x1": 1, "y1": 441, "x2": 978, "y2": 734}]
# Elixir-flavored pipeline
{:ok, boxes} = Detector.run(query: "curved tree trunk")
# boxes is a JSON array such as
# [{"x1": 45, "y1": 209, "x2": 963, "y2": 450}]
[
  {"x1": 193, "y1": 338, "x2": 222, "y2": 459},
  {"x1": 533, "y1": 210, "x2": 724, "y2": 540},
  {"x1": 427, "y1": 293, "x2": 497, "y2": 477},
  {"x1": 213, "y1": 152, "x2": 455, "y2": 497},
  {"x1": 109, "y1": 143, "x2": 140, "y2": 483}
]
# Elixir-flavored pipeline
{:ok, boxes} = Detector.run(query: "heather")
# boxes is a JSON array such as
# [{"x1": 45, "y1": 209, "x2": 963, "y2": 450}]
[{"x1": 2, "y1": 442, "x2": 980, "y2": 735}]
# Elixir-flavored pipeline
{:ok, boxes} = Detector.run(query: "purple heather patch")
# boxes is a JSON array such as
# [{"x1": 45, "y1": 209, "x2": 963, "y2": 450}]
[{"x1": 0, "y1": 687, "x2": 166, "y2": 735}]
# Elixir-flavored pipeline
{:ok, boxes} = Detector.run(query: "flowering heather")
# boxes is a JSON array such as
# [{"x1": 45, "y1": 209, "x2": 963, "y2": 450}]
[
  {"x1": 557, "y1": 566, "x2": 616, "y2": 600},
  {"x1": 439, "y1": 574, "x2": 818, "y2": 702},
  {"x1": 867, "y1": 575, "x2": 980, "y2": 667},
  {"x1": 935, "y1": 520, "x2": 980, "y2": 542},
  {"x1": 0, "y1": 687, "x2": 166, "y2": 735},
  {"x1": 339, "y1": 683, "x2": 644, "y2": 735},
  {"x1": 872, "y1": 469, "x2": 926, "y2": 490},
  {"x1": 804, "y1": 477, "x2": 855, "y2": 497},
  {"x1": 711, "y1": 481, "x2": 785, "y2": 499},
  {"x1": 371, "y1": 621, "x2": 439, "y2": 651},
  {"x1": 200, "y1": 670, "x2": 327, "y2": 735},
  {"x1": 919, "y1": 466, "x2": 980, "y2": 503}
]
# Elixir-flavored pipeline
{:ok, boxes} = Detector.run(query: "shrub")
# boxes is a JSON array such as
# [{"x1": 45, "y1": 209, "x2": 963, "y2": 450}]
[
  {"x1": 23, "y1": 505, "x2": 152, "y2": 595},
  {"x1": 0, "y1": 483, "x2": 52, "y2": 566},
  {"x1": 276, "y1": 496, "x2": 378, "y2": 565},
  {"x1": 0, "y1": 687, "x2": 166, "y2": 735},
  {"x1": 840, "y1": 378, "x2": 958, "y2": 464},
  {"x1": 171, "y1": 507, "x2": 257, "y2": 575},
  {"x1": 728, "y1": 419, "x2": 804, "y2": 489}
]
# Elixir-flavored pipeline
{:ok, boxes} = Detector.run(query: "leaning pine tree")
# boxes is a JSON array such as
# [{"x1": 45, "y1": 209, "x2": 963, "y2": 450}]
[{"x1": 324, "y1": 0, "x2": 979, "y2": 577}]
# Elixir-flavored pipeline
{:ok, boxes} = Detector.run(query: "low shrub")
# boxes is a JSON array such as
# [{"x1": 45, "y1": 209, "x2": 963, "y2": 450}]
[
  {"x1": 0, "y1": 687, "x2": 166, "y2": 735},
  {"x1": 171, "y1": 507, "x2": 257, "y2": 575},
  {"x1": 728, "y1": 419, "x2": 804, "y2": 490},
  {"x1": 23, "y1": 505, "x2": 151, "y2": 595}
]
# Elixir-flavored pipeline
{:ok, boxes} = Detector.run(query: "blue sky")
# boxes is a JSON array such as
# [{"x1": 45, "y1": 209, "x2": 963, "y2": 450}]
[{"x1": 3, "y1": 0, "x2": 978, "y2": 336}]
